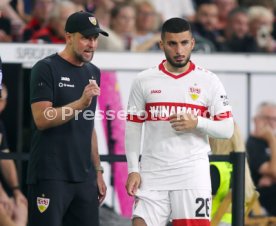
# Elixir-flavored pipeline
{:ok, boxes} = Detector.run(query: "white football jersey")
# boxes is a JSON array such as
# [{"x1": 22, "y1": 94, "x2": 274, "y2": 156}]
[{"x1": 127, "y1": 60, "x2": 232, "y2": 190}]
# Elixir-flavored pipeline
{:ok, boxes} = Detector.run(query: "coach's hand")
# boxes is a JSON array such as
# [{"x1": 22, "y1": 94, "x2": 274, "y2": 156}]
[
  {"x1": 80, "y1": 83, "x2": 101, "y2": 108},
  {"x1": 169, "y1": 113, "x2": 198, "y2": 131},
  {"x1": 97, "y1": 172, "x2": 106, "y2": 205},
  {"x1": 126, "y1": 172, "x2": 141, "y2": 196}
]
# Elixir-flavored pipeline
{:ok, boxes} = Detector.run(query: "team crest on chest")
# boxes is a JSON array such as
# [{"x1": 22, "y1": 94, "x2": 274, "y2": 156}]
[
  {"x1": 37, "y1": 194, "x2": 50, "y2": 213},
  {"x1": 189, "y1": 86, "x2": 201, "y2": 101}
]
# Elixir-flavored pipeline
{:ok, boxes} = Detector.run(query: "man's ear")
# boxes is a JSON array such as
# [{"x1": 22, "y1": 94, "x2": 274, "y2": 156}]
[
  {"x1": 159, "y1": 40, "x2": 164, "y2": 51},
  {"x1": 65, "y1": 32, "x2": 73, "y2": 44},
  {"x1": 191, "y1": 37, "x2": 195, "y2": 50}
]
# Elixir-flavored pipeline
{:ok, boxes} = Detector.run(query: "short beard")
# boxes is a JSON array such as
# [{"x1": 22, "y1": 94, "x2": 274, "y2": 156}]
[
  {"x1": 74, "y1": 51, "x2": 93, "y2": 63},
  {"x1": 165, "y1": 52, "x2": 191, "y2": 68}
]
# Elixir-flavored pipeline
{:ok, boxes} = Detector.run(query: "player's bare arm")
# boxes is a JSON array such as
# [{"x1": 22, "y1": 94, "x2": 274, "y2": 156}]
[
  {"x1": 31, "y1": 82, "x2": 100, "y2": 130},
  {"x1": 91, "y1": 128, "x2": 107, "y2": 204}
]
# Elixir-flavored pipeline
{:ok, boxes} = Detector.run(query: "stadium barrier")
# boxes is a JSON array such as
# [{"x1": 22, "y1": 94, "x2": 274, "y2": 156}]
[{"x1": 0, "y1": 152, "x2": 245, "y2": 226}]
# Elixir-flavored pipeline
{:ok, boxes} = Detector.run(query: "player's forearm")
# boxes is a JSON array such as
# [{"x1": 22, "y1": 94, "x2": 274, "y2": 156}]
[
  {"x1": 0, "y1": 160, "x2": 19, "y2": 189},
  {"x1": 125, "y1": 121, "x2": 142, "y2": 173},
  {"x1": 196, "y1": 117, "x2": 234, "y2": 139},
  {"x1": 32, "y1": 99, "x2": 88, "y2": 130},
  {"x1": 0, "y1": 183, "x2": 5, "y2": 196},
  {"x1": 91, "y1": 128, "x2": 101, "y2": 170}
]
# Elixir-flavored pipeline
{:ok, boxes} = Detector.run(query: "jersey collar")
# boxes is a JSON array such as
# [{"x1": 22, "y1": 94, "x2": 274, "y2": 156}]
[{"x1": 158, "y1": 60, "x2": 195, "y2": 79}]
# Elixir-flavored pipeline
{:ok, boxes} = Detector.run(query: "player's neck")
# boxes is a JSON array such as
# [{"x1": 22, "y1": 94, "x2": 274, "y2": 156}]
[
  {"x1": 58, "y1": 50, "x2": 84, "y2": 67},
  {"x1": 164, "y1": 61, "x2": 190, "y2": 75}
]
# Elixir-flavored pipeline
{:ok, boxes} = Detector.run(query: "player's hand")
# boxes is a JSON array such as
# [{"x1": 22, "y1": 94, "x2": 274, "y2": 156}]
[
  {"x1": 0, "y1": 191, "x2": 13, "y2": 217},
  {"x1": 80, "y1": 82, "x2": 101, "y2": 108},
  {"x1": 97, "y1": 172, "x2": 107, "y2": 205},
  {"x1": 0, "y1": 203, "x2": 12, "y2": 223},
  {"x1": 12, "y1": 197, "x2": 28, "y2": 226},
  {"x1": 13, "y1": 189, "x2": 28, "y2": 207},
  {"x1": 125, "y1": 172, "x2": 141, "y2": 196},
  {"x1": 169, "y1": 113, "x2": 198, "y2": 131}
]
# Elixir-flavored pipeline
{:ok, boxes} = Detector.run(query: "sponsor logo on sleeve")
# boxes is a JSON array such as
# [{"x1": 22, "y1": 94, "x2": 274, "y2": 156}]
[{"x1": 220, "y1": 95, "x2": 229, "y2": 106}]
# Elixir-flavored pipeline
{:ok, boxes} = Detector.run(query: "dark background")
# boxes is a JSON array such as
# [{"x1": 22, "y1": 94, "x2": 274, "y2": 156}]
[{"x1": 1, "y1": 63, "x2": 32, "y2": 194}]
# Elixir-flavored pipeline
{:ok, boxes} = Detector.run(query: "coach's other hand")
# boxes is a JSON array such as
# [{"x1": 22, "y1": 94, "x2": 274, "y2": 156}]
[
  {"x1": 80, "y1": 82, "x2": 100, "y2": 108},
  {"x1": 97, "y1": 172, "x2": 107, "y2": 205}
]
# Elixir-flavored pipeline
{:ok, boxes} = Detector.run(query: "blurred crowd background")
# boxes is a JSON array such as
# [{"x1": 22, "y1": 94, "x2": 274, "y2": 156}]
[
  {"x1": 1, "y1": 0, "x2": 276, "y2": 53},
  {"x1": 2, "y1": 0, "x2": 276, "y2": 225}
]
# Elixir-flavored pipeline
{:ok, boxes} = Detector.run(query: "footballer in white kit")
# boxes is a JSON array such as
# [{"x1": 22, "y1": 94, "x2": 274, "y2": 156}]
[{"x1": 125, "y1": 18, "x2": 234, "y2": 226}]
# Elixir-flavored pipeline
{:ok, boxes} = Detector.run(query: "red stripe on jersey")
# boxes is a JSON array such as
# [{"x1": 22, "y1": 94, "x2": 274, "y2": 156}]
[
  {"x1": 145, "y1": 102, "x2": 210, "y2": 121},
  {"x1": 127, "y1": 114, "x2": 145, "y2": 123},
  {"x1": 159, "y1": 60, "x2": 195, "y2": 79},
  {"x1": 213, "y1": 111, "x2": 232, "y2": 121},
  {"x1": 172, "y1": 219, "x2": 210, "y2": 226}
]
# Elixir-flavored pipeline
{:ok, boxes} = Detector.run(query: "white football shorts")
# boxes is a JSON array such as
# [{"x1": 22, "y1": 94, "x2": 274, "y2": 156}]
[{"x1": 132, "y1": 189, "x2": 212, "y2": 226}]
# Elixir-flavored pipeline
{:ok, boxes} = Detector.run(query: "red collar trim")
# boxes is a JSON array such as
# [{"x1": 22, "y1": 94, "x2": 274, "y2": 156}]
[{"x1": 158, "y1": 60, "x2": 195, "y2": 79}]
